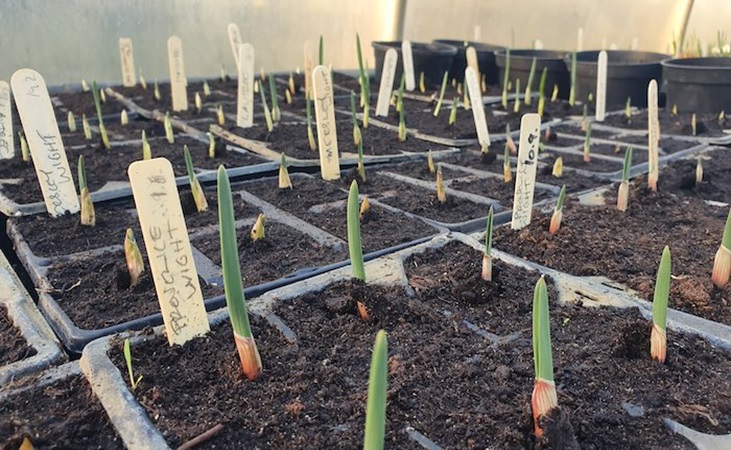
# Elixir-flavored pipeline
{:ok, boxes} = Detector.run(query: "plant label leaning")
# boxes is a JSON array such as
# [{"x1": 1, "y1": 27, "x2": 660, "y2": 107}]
[{"x1": 511, "y1": 113, "x2": 541, "y2": 230}]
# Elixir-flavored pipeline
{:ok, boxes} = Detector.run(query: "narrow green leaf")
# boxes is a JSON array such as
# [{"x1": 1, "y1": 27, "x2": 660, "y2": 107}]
[
  {"x1": 532, "y1": 276, "x2": 554, "y2": 382},
  {"x1": 348, "y1": 180, "x2": 365, "y2": 282},
  {"x1": 652, "y1": 246, "x2": 671, "y2": 332},
  {"x1": 502, "y1": 49, "x2": 511, "y2": 109},
  {"x1": 555, "y1": 185, "x2": 566, "y2": 212},
  {"x1": 484, "y1": 206, "x2": 494, "y2": 256},
  {"x1": 433, "y1": 71, "x2": 449, "y2": 117},
  {"x1": 622, "y1": 146, "x2": 633, "y2": 181},
  {"x1": 524, "y1": 57, "x2": 537, "y2": 105},
  {"x1": 319, "y1": 35, "x2": 324, "y2": 66},
  {"x1": 569, "y1": 52, "x2": 577, "y2": 106},
  {"x1": 363, "y1": 330, "x2": 388, "y2": 450},
  {"x1": 722, "y1": 209, "x2": 731, "y2": 250},
  {"x1": 77, "y1": 155, "x2": 87, "y2": 191}
]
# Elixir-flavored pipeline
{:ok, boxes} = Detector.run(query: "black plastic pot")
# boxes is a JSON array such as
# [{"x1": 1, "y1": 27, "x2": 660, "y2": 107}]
[
  {"x1": 662, "y1": 57, "x2": 731, "y2": 113},
  {"x1": 372, "y1": 41, "x2": 457, "y2": 90},
  {"x1": 574, "y1": 50, "x2": 668, "y2": 108},
  {"x1": 433, "y1": 39, "x2": 505, "y2": 85},
  {"x1": 495, "y1": 50, "x2": 570, "y2": 100}
]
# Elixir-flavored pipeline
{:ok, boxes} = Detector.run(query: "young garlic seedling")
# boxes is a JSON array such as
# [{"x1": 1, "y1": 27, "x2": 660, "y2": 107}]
[
  {"x1": 288, "y1": 72, "x2": 295, "y2": 95},
  {"x1": 350, "y1": 91, "x2": 362, "y2": 147},
  {"x1": 306, "y1": 96, "x2": 317, "y2": 151},
  {"x1": 691, "y1": 113, "x2": 697, "y2": 136},
  {"x1": 184, "y1": 145, "x2": 208, "y2": 213},
  {"x1": 139, "y1": 68, "x2": 147, "y2": 90},
  {"x1": 357, "y1": 138, "x2": 367, "y2": 182},
  {"x1": 501, "y1": 49, "x2": 511, "y2": 109},
  {"x1": 569, "y1": 52, "x2": 577, "y2": 107},
  {"x1": 82, "y1": 114, "x2": 92, "y2": 140},
  {"x1": 552, "y1": 157, "x2": 563, "y2": 178},
  {"x1": 121, "y1": 109, "x2": 129, "y2": 126},
  {"x1": 695, "y1": 156, "x2": 703, "y2": 186},
  {"x1": 427, "y1": 150, "x2": 435, "y2": 174},
  {"x1": 348, "y1": 180, "x2": 366, "y2": 282},
  {"x1": 268, "y1": 74, "x2": 281, "y2": 122},
  {"x1": 100, "y1": 89, "x2": 107, "y2": 104},
  {"x1": 583, "y1": 123, "x2": 592, "y2": 163},
  {"x1": 218, "y1": 166, "x2": 262, "y2": 380},
  {"x1": 524, "y1": 57, "x2": 537, "y2": 106},
  {"x1": 481, "y1": 73, "x2": 487, "y2": 94},
  {"x1": 153, "y1": 79, "x2": 161, "y2": 101},
  {"x1": 448, "y1": 97, "x2": 459, "y2": 126},
  {"x1": 67, "y1": 111, "x2": 76, "y2": 132},
  {"x1": 506, "y1": 124, "x2": 517, "y2": 154},
  {"x1": 195, "y1": 92, "x2": 202, "y2": 114},
  {"x1": 436, "y1": 163, "x2": 446, "y2": 203},
  {"x1": 18, "y1": 131, "x2": 30, "y2": 162},
  {"x1": 141, "y1": 130, "x2": 151, "y2": 160},
  {"x1": 513, "y1": 78, "x2": 521, "y2": 113},
  {"x1": 537, "y1": 67, "x2": 548, "y2": 117},
  {"x1": 208, "y1": 132, "x2": 217, "y2": 159},
  {"x1": 719, "y1": 110, "x2": 726, "y2": 123},
  {"x1": 356, "y1": 33, "x2": 371, "y2": 123},
  {"x1": 285, "y1": 89, "x2": 292, "y2": 104},
  {"x1": 532, "y1": 275, "x2": 557, "y2": 437},
  {"x1": 671, "y1": 104, "x2": 678, "y2": 116},
  {"x1": 503, "y1": 145, "x2": 512, "y2": 183},
  {"x1": 580, "y1": 104, "x2": 589, "y2": 132},
  {"x1": 419, "y1": 71, "x2": 426, "y2": 93},
  {"x1": 711, "y1": 209, "x2": 731, "y2": 287},
  {"x1": 123, "y1": 338, "x2": 143, "y2": 390},
  {"x1": 433, "y1": 71, "x2": 449, "y2": 117},
  {"x1": 124, "y1": 228, "x2": 144, "y2": 287},
  {"x1": 78, "y1": 155, "x2": 95, "y2": 226},
  {"x1": 617, "y1": 146, "x2": 633, "y2": 212},
  {"x1": 216, "y1": 104, "x2": 225, "y2": 126},
  {"x1": 259, "y1": 81, "x2": 274, "y2": 133},
  {"x1": 91, "y1": 81, "x2": 111, "y2": 150},
  {"x1": 651, "y1": 246, "x2": 671, "y2": 363},
  {"x1": 548, "y1": 186, "x2": 566, "y2": 234},
  {"x1": 203, "y1": 80, "x2": 211, "y2": 97},
  {"x1": 81, "y1": 79, "x2": 89, "y2": 92},
  {"x1": 482, "y1": 206, "x2": 494, "y2": 281},
  {"x1": 363, "y1": 330, "x2": 388, "y2": 450},
  {"x1": 398, "y1": 101, "x2": 407, "y2": 142},
  {"x1": 359, "y1": 195, "x2": 371, "y2": 220},
  {"x1": 164, "y1": 112, "x2": 174, "y2": 144},
  {"x1": 550, "y1": 84, "x2": 558, "y2": 102},
  {"x1": 251, "y1": 213, "x2": 266, "y2": 241},
  {"x1": 279, "y1": 154, "x2": 292, "y2": 189},
  {"x1": 625, "y1": 97, "x2": 632, "y2": 121}
]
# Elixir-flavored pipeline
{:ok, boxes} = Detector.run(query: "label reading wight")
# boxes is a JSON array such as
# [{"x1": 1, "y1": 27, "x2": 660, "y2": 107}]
[
  {"x1": 128, "y1": 158, "x2": 210, "y2": 346},
  {"x1": 167, "y1": 35, "x2": 188, "y2": 111},
  {"x1": 119, "y1": 38, "x2": 136, "y2": 87},
  {"x1": 11, "y1": 69, "x2": 79, "y2": 216},
  {"x1": 0, "y1": 81, "x2": 14, "y2": 160},
  {"x1": 375, "y1": 48, "x2": 398, "y2": 117},
  {"x1": 511, "y1": 113, "x2": 541, "y2": 230},
  {"x1": 236, "y1": 43, "x2": 255, "y2": 128},
  {"x1": 312, "y1": 65, "x2": 340, "y2": 180}
]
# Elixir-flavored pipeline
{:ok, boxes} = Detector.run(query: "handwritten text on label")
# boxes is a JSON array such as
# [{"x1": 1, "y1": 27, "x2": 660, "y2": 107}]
[
  {"x1": 227, "y1": 23, "x2": 243, "y2": 69},
  {"x1": 167, "y1": 36, "x2": 188, "y2": 111},
  {"x1": 511, "y1": 113, "x2": 541, "y2": 230},
  {"x1": 119, "y1": 38, "x2": 136, "y2": 87},
  {"x1": 375, "y1": 48, "x2": 398, "y2": 117},
  {"x1": 0, "y1": 81, "x2": 14, "y2": 159},
  {"x1": 237, "y1": 43, "x2": 255, "y2": 128},
  {"x1": 312, "y1": 65, "x2": 340, "y2": 180}
]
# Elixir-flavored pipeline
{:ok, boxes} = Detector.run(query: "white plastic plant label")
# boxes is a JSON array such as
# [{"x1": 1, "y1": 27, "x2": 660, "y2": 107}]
[
  {"x1": 647, "y1": 79, "x2": 659, "y2": 188},
  {"x1": 227, "y1": 23, "x2": 243, "y2": 69},
  {"x1": 236, "y1": 43, "x2": 255, "y2": 128},
  {"x1": 312, "y1": 65, "x2": 340, "y2": 180},
  {"x1": 465, "y1": 67, "x2": 490, "y2": 151},
  {"x1": 128, "y1": 158, "x2": 210, "y2": 346},
  {"x1": 466, "y1": 46, "x2": 481, "y2": 85},
  {"x1": 167, "y1": 35, "x2": 188, "y2": 111},
  {"x1": 402, "y1": 41, "x2": 415, "y2": 91},
  {"x1": 375, "y1": 48, "x2": 398, "y2": 117},
  {"x1": 511, "y1": 113, "x2": 541, "y2": 230},
  {"x1": 0, "y1": 81, "x2": 13, "y2": 160},
  {"x1": 118, "y1": 38, "x2": 136, "y2": 87},
  {"x1": 11, "y1": 69, "x2": 79, "y2": 216},
  {"x1": 595, "y1": 50, "x2": 608, "y2": 122}
]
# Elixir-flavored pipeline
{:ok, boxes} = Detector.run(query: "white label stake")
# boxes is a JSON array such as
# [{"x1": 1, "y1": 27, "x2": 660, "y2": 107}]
[
  {"x1": 167, "y1": 35, "x2": 188, "y2": 111},
  {"x1": 465, "y1": 67, "x2": 490, "y2": 151},
  {"x1": 647, "y1": 79, "x2": 659, "y2": 187},
  {"x1": 511, "y1": 113, "x2": 541, "y2": 230},
  {"x1": 0, "y1": 81, "x2": 14, "y2": 160},
  {"x1": 595, "y1": 50, "x2": 608, "y2": 122},
  {"x1": 375, "y1": 48, "x2": 398, "y2": 117},
  {"x1": 312, "y1": 65, "x2": 340, "y2": 180},
  {"x1": 11, "y1": 69, "x2": 79, "y2": 216},
  {"x1": 128, "y1": 158, "x2": 210, "y2": 346},
  {"x1": 402, "y1": 41, "x2": 415, "y2": 91},
  {"x1": 227, "y1": 23, "x2": 243, "y2": 69},
  {"x1": 236, "y1": 43, "x2": 255, "y2": 128},
  {"x1": 118, "y1": 38, "x2": 136, "y2": 87},
  {"x1": 466, "y1": 46, "x2": 481, "y2": 86}
]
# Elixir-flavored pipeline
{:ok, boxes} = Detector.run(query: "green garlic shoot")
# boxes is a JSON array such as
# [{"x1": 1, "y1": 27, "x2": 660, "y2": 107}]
[
  {"x1": 318, "y1": 35, "x2": 324, "y2": 65},
  {"x1": 141, "y1": 130, "x2": 151, "y2": 160},
  {"x1": 427, "y1": 150, "x2": 435, "y2": 174},
  {"x1": 82, "y1": 114, "x2": 92, "y2": 140},
  {"x1": 651, "y1": 246, "x2": 671, "y2": 363},
  {"x1": 356, "y1": 33, "x2": 369, "y2": 108},
  {"x1": 695, "y1": 156, "x2": 703, "y2": 187},
  {"x1": 502, "y1": 48, "x2": 511, "y2": 109},
  {"x1": 711, "y1": 209, "x2": 731, "y2": 288},
  {"x1": 306, "y1": 96, "x2": 317, "y2": 151},
  {"x1": 203, "y1": 80, "x2": 211, "y2": 97},
  {"x1": 279, "y1": 154, "x2": 292, "y2": 189},
  {"x1": 506, "y1": 124, "x2": 517, "y2": 154},
  {"x1": 78, "y1": 155, "x2": 95, "y2": 227},
  {"x1": 259, "y1": 81, "x2": 274, "y2": 133},
  {"x1": 537, "y1": 67, "x2": 548, "y2": 117},
  {"x1": 433, "y1": 71, "x2": 449, "y2": 117},
  {"x1": 81, "y1": 79, "x2": 89, "y2": 92},
  {"x1": 625, "y1": 97, "x2": 632, "y2": 119},
  {"x1": 195, "y1": 92, "x2": 202, "y2": 114},
  {"x1": 360, "y1": 195, "x2": 371, "y2": 220},
  {"x1": 419, "y1": 71, "x2": 426, "y2": 93},
  {"x1": 581, "y1": 104, "x2": 589, "y2": 131},
  {"x1": 217, "y1": 166, "x2": 262, "y2": 380},
  {"x1": 19, "y1": 131, "x2": 30, "y2": 162},
  {"x1": 512, "y1": 78, "x2": 521, "y2": 113},
  {"x1": 164, "y1": 112, "x2": 174, "y2": 144},
  {"x1": 268, "y1": 74, "x2": 280, "y2": 122},
  {"x1": 448, "y1": 97, "x2": 459, "y2": 126},
  {"x1": 288, "y1": 72, "x2": 295, "y2": 95},
  {"x1": 123, "y1": 338, "x2": 143, "y2": 390},
  {"x1": 285, "y1": 89, "x2": 292, "y2": 104},
  {"x1": 583, "y1": 123, "x2": 592, "y2": 163},
  {"x1": 348, "y1": 180, "x2": 366, "y2": 282},
  {"x1": 100, "y1": 89, "x2": 107, "y2": 104},
  {"x1": 550, "y1": 84, "x2": 558, "y2": 102},
  {"x1": 398, "y1": 102, "x2": 407, "y2": 142},
  {"x1": 482, "y1": 206, "x2": 494, "y2": 281},
  {"x1": 121, "y1": 109, "x2": 129, "y2": 127},
  {"x1": 691, "y1": 113, "x2": 697, "y2": 136},
  {"x1": 719, "y1": 110, "x2": 726, "y2": 123},
  {"x1": 208, "y1": 132, "x2": 216, "y2": 159},
  {"x1": 351, "y1": 91, "x2": 362, "y2": 147},
  {"x1": 139, "y1": 69, "x2": 147, "y2": 90},
  {"x1": 67, "y1": 111, "x2": 77, "y2": 132},
  {"x1": 532, "y1": 275, "x2": 557, "y2": 437},
  {"x1": 184, "y1": 145, "x2": 208, "y2": 213},
  {"x1": 436, "y1": 163, "x2": 446, "y2": 203},
  {"x1": 363, "y1": 330, "x2": 388, "y2": 450},
  {"x1": 671, "y1": 104, "x2": 678, "y2": 116},
  {"x1": 569, "y1": 52, "x2": 577, "y2": 107},
  {"x1": 396, "y1": 73, "x2": 405, "y2": 113},
  {"x1": 91, "y1": 81, "x2": 111, "y2": 150},
  {"x1": 251, "y1": 213, "x2": 266, "y2": 241},
  {"x1": 549, "y1": 185, "x2": 566, "y2": 234},
  {"x1": 524, "y1": 57, "x2": 537, "y2": 106},
  {"x1": 552, "y1": 157, "x2": 563, "y2": 178},
  {"x1": 503, "y1": 145, "x2": 512, "y2": 183},
  {"x1": 217, "y1": 104, "x2": 225, "y2": 126},
  {"x1": 124, "y1": 228, "x2": 144, "y2": 288},
  {"x1": 357, "y1": 138, "x2": 367, "y2": 183},
  {"x1": 153, "y1": 79, "x2": 161, "y2": 101},
  {"x1": 617, "y1": 146, "x2": 633, "y2": 212}
]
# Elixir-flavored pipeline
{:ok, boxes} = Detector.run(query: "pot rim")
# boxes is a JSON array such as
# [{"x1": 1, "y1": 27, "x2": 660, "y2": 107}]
[
  {"x1": 662, "y1": 56, "x2": 731, "y2": 70},
  {"x1": 372, "y1": 40, "x2": 458, "y2": 56},
  {"x1": 494, "y1": 49, "x2": 568, "y2": 61},
  {"x1": 432, "y1": 39, "x2": 505, "y2": 53},
  {"x1": 573, "y1": 50, "x2": 670, "y2": 67}
]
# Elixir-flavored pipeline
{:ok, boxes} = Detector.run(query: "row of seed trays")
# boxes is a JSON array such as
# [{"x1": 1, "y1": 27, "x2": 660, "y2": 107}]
[{"x1": 1, "y1": 29, "x2": 730, "y2": 449}]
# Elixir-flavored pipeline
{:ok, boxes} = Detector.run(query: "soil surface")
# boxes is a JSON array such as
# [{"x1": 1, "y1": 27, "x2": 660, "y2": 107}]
[
  {"x1": 541, "y1": 149, "x2": 624, "y2": 174},
  {"x1": 657, "y1": 149, "x2": 731, "y2": 203},
  {"x1": 604, "y1": 110, "x2": 729, "y2": 138},
  {"x1": 495, "y1": 179, "x2": 731, "y2": 325},
  {"x1": 0, "y1": 305, "x2": 37, "y2": 366},
  {"x1": 45, "y1": 249, "x2": 223, "y2": 329},
  {"x1": 0, "y1": 373, "x2": 123, "y2": 449},
  {"x1": 192, "y1": 220, "x2": 349, "y2": 284},
  {"x1": 110, "y1": 243, "x2": 730, "y2": 449}
]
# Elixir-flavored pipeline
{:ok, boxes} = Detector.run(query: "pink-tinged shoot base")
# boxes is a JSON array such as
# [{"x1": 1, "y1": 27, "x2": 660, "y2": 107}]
[
  {"x1": 532, "y1": 378, "x2": 558, "y2": 436},
  {"x1": 481, "y1": 254, "x2": 492, "y2": 282},
  {"x1": 711, "y1": 245, "x2": 730, "y2": 288},
  {"x1": 650, "y1": 323, "x2": 666, "y2": 363},
  {"x1": 234, "y1": 333, "x2": 263, "y2": 381}
]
